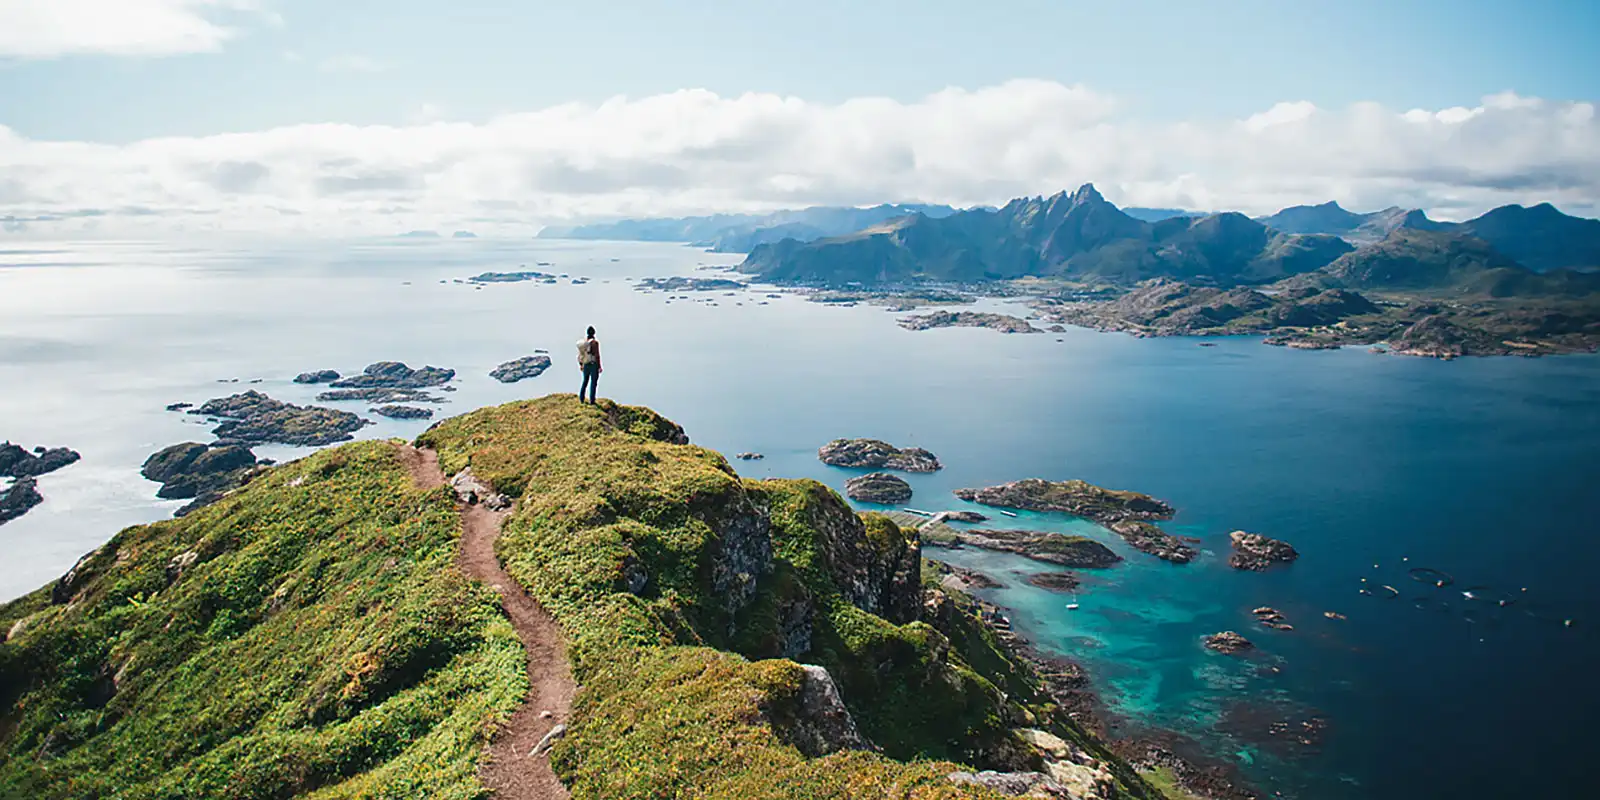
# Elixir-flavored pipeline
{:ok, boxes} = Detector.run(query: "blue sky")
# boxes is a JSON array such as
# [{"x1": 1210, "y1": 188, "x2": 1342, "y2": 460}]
[
  {"x1": 0, "y1": 0, "x2": 1596, "y2": 235},
  {"x1": 3, "y1": 0, "x2": 1596, "y2": 141}
]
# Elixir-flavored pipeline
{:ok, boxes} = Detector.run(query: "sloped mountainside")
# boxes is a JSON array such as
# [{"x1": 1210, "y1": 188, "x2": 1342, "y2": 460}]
[
  {"x1": 538, "y1": 204, "x2": 960, "y2": 253},
  {"x1": 1, "y1": 397, "x2": 1165, "y2": 800},
  {"x1": 741, "y1": 184, "x2": 1352, "y2": 286},
  {"x1": 1281, "y1": 229, "x2": 1600, "y2": 297},
  {"x1": 1256, "y1": 200, "x2": 1600, "y2": 271},
  {"x1": 1253, "y1": 202, "x2": 1445, "y2": 245}
]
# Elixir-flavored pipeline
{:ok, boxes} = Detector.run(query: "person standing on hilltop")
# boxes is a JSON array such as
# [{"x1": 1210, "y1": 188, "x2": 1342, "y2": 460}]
[{"x1": 577, "y1": 326, "x2": 602, "y2": 403}]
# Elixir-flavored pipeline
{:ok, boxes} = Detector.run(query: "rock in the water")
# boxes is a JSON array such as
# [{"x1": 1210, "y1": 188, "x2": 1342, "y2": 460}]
[
  {"x1": 0, "y1": 442, "x2": 82, "y2": 478},
  {"x1": 316, "y1": 387, "x2": 444, "y2": 404},
  {"x1": 898, "y1": 311, "x2": 1041, "y2": 334},
  {"x1": 372, "y1": 405, "x2": 434, "y2": 420},
  {"x1": 188, "y1": 391, "x2": 371, "y2": 446},
  {"x1": 735, "y1": 452, "x2": 764, "y2": 460},
  {"x1": 927, "y1": 561, "x2": 1004, "y2": 592},
  {"x1": 844, "y1": 472, "x2": 913, "y2": 504},
  {"x1": 1228, "y1": 530, "x2": 1299, "y2": 571},
  {"x1": 1024, "y1": 572, "x2": 1081, "y2": 593},
  {"x1": 954, "y1": 479, "x2": 1194, "y2": 564},
  {"x1": 293, "y1": 369, "x2": 341, "y2": 384},
  {"x1": 165, "y1": 402, "x2": 193, "y2": 411},
  {"x1": 141, "y1": 442, "x2": 262, "y2": 509},
  {"x1": 489, "y1": 355, "x2": 553, "y2": 383},
  {"x1": 0, "y1": 477, "x2": 44, "y2": 525},
  {"x1": 329, "y1": 362, "x2": 455, "y2": 390},
  {"x1": 818, "y1": 438, "x2": 942, "y2": 472},
  {"x1": 635, "y1": 276, "x2": 746, "y2": 292},
  {"x1": 1252, "y1": 607, "x2": 1293, "y2": 631},
  {"x1": 934, "y1": 510, "x2": 988, "y2": 523},
  {"x1": 1204, "y1": 631, "x2": 1255, "y2": 654},
  {"x1": 921, "y1": 527, "x2": 1121, "y2": 568},
  {"x1": 954, "y1": 478, "x2": 1172, "y2": 520}
]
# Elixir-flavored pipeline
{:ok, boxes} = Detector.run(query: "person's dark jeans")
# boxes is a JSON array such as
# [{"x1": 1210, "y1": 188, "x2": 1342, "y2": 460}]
[{"x1": 580, "y1": 363, "x2": 600, "y2": 403}]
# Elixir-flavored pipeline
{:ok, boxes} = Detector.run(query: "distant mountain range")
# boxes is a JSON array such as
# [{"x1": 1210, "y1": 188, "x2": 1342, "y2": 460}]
[
  {"x1": 538, "y1": 204, "x2": 963, "y2": 252},
  {"x1": 737, "y1": 184, "x2": 1600, "y2": 297}
]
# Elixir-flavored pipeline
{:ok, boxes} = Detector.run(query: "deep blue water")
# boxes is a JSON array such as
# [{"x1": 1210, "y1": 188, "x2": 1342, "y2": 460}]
[{"x1": 2, "y1": 238, "x2": 1597, "y2": 799}]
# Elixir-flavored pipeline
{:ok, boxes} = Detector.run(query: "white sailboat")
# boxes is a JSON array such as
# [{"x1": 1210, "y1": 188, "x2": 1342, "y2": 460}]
[{"x1": 1066, "y1": 591, "x2": 1080, "y2": 611}]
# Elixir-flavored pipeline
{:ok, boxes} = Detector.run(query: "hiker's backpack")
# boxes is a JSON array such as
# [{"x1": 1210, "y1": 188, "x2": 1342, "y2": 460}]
[{"x1": 577, "y1": 339, "x2": 595, "y2": 366}]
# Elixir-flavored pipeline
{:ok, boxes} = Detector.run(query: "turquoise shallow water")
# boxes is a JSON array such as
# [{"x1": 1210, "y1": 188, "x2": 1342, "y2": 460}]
[{"x1": 2, "y1": 238, "x2": 1597, "y2": 799}]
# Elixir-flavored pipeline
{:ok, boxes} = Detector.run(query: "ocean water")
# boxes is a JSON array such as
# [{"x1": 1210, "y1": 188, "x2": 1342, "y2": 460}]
[{"x1": 2, "y1": 238, "x2": 1597, "y2": 799}]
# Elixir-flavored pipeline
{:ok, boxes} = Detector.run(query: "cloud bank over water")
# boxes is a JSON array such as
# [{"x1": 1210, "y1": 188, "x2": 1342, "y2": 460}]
[{"x1": 2, "y1": 80, "x2": 1597, "y2": 236}]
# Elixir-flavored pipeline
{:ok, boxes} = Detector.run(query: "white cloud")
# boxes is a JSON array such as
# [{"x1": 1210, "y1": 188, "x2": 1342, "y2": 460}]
[
  {"x1": 318, "y1": 54, "x2": 386, "y2": 73},
  {"x1": 1, "y1": 79, "x2": 1597, "y2": 237},
  {"x1": 0, "y1": 0, "x2": 268, "y2": 58}
]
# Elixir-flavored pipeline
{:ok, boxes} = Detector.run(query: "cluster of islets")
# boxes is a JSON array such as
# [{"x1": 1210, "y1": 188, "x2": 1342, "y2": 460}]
[{"x1": 144, "y1": 355, "x2": 559, "y2": 517}]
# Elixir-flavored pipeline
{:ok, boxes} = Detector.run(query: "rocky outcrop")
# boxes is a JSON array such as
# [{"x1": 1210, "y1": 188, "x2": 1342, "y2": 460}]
[
  {"x1": 955, "y1": 479, "x2": 1194, "y2": 563},
  {"x1": 0, "y1": 477, "x2": 43, "y2": 525},
  {"x1": 329, "y1": 362, "x2": 454, "y2": 390},
  {"x1": 777, "y1": 665, "x2": 870, "y2": 757},
  {"x1": 844, "y1": 472, "x2": 912, "y2": 504},
  {"x1": 467, "y1": 271, "x2": 556, "y2": 283},
  {"x1": 946, "y1": 771, "x2": 1072, "y2": 797},
  {"x1": 0, "y1": 443, "x2": 81, "y2": 479},
  {"x1": 1105, "y1": 520, "x2": 1196, "y2": 564},
  {"x1": 784, "y1": 484, "x2": 921, "y2": 624},
  {"x1": 898, "y1": 311, "x2": 1041, "y2": 334},
  {"x1": 927, "y1": 561, "x2": 1004, "y2": 592},
  {"x1": 818, "y1": 439, "x2": 941, "y2": 472},
  {"x1": 921, "y1": 527, "x2": 1122, "y2": 568},
  {"x1": 1024, "y1": 573, "x2": 1081, "y2": 593},
  {"x1": 1253, "y1": 607, "x2": 1294, "y2": 632},
  {"x1": 447, "y1": 468, "x2": 512, "y2": 511},
  {"x1": 735, "y1": 452, "x2": 764, "y2": 460},
  {"x1": 316, "y1": 387, "x2": 443, "y2": 404},
  {"x1": 489, "y1": 355, "x2": 553, "y2": 383},
  {"x1": 293, "y1": 369, "x2": 340, "y2": 384},
  {"x1": 371, "y1": 405, "x2": 434, "y2": 420},
  {"x1": 0, "y1": 443, "x2": 82, "y2": 525},
  {"x1": 141, "y1": 442, "x2": 263, "y2": 516},
  {"x1": 189, "y1": 391, "x2": 371, "y2": 446},
  {"x1": 928, "y1": 510, "x2": 987, "y2": 524},
  {"x1": 635, "y1": 277, "x2": 746, "y2": 292},
  {"x1": 1204, "y1": 631, "x2": 1255, "y2": 654},
  {"x1": 1228, "y1": 531, "x2": 1299, "y2": 571},
  {"x1": 954, "y1": 478, "x2": 1172, "y2": 521}
]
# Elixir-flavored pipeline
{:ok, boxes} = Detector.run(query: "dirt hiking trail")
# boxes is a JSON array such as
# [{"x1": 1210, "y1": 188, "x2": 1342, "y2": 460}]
[{"x1": 398, "y1": 444, "x2": 575, "y2": 800}]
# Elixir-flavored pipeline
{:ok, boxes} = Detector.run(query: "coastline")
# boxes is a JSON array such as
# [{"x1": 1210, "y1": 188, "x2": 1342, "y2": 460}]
[{"x1": 932, "y1": 560, "x2": 1262, "y2": 800}]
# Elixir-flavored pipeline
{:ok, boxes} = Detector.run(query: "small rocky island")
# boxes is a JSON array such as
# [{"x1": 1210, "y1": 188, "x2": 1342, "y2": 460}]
[
  {"x1": 141, "y1": 442, "x2": 265, "y2": 516},
  {"x1": 187, "y1": 391, "x2": 371, "y2": 446},
  {"x1": 1024, "y1": 572, "x2": 1082, "y2": 593},
  {"x1": 844, "y1": 472, "x2": 912, "y2": 504},
  {"x1": 1204, "y1": 631, "x2": 1255, "y2": 654},
  {"x1": 489, "y1": 355, "x2": 553, "y2": 383},
  {"x1": 635, "y1": 276, "x2": 746, "y2": 293},
  {"x1": 1228, "y1": 531, "x2": 1300, "y2": 571},
  {"x1": 372, "y1": 405, "x2": 434, "y2": 420},
  {"x1": 467, "y1": 271, "x2": 557, "y2": 284},
  {"x1": 293, "y1": 369, "x2": 341, "y2": 384},
  {"x1": 953, "y1": 479, "x2": 1195, "y2": 563},
  {"x1": 920, "y1": 525, "x2": 1123, "y2": 569},
  {"x1": 1, "y1": 442, "x2": 83, "y2": 525},
  {"x1": 311, "y1": 361, "x2": 456, "y2": 404},
  {"x1": 897, "y1": 310, "x2": 1040, "y2": 334},
  {"x1": 818, "y1": 438, "x2": 942, "y2": 472}
]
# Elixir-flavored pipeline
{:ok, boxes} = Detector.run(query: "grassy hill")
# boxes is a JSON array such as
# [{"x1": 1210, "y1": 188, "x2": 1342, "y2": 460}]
[{"x1": 2, "y1": 397, "x2": 1165, "y2": 799}]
